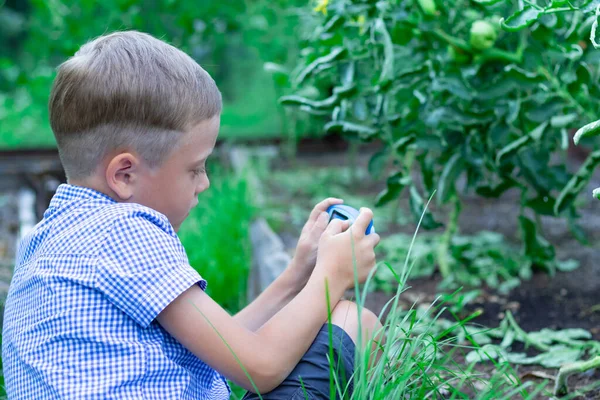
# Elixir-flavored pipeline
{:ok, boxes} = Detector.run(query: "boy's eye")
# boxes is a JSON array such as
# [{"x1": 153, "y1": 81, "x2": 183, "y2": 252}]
[{"x1": 192, "y1": 167, "x2": 206, "y2": 176}]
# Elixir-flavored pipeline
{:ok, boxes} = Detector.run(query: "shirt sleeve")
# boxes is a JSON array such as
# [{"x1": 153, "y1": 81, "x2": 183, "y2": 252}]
[{"x1": 95, "y1": 211, "x2": 206, "y2": 327}]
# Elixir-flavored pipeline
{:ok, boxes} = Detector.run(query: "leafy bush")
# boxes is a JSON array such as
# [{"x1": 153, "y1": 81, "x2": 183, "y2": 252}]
[
  {"x1": 0, "y1": 0, "x2": 310, "y2": 148},
  {"x1": 376, "y1": 230, "x2": 580, "y2": 293},
  {"x1": 178, "y1": 165, "x2": 255, "y2": 313}
]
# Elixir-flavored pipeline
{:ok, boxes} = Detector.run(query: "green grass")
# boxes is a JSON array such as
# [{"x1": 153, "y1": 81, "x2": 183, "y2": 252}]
[
  {"x1": 341, "y1": 205, "x2": 548, "y2": 400},
  {"x1": 178, "y1": 163, "x2": 256, "y2": 314}
]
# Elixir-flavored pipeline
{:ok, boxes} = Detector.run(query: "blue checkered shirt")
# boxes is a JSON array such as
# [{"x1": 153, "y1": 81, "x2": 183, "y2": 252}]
[{"x1": 2, "y1": 184, "x2": 231, "y2": 399}]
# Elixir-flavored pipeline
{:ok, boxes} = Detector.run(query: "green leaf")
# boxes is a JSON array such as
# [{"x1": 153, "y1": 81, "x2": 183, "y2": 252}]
[
  {"x1": 374, "y1": 18, "x2": 394, "y2": 90},
  {"x1": 295, "y1": 47, "x2": 346, "y2": 85},
  {"x1": 409, "y1": 186, "x2": 443, "y2": 230},
  {"x1": 530, "y1": 121, "x2": 549, "y2": 141},
  {"x1": 561, "y1": 128, "x2": 569, "y2": 150},
  {"x1": 519, "y1": 215, "x2": 555, "y2": 266},
  {"x1": 550, "y1": 113, "x2": 577, "y2": 128},
  {"x1": 525, "y1": 98, "x2": 566, "y2": 123},
  {"x1": 501, "y1": 7, "x2": 543, "y2": 32},
  {"x1": 396, "y1": 63, "x2": 429, "y2": 80},
  {"x1": 332, "y1": 83, "x2": 357, "y2": 98},
  {"x1": 324, "y1": 121, "x2": 378, "y2": 139},
  {"x1": 437, "y1": 153, "x2": 464, "y2": 204},
  {"x1": 263, "y1": 62, "x2": 289, "y2": 87},
  {"x1": 556, "y1": 44, "x2": 584, "y2": 61},
  {"x1": 298, "y1": 105, "x2": 330, "y2": 116},
  {"x1": 415, "y1": 135, "x2": 444, "y2": 151},
  {"x1": 339, "y1": 61, "x2": 355, "y2": 86},
  {"x1": 393, "y1": 135, "x2": 416, "y2": 153},
  {"x1": 477, "y1": 66, "x2": 543, "y2": 100},
  {"x1": 555, "y1": 259, "x2": 580, "y2": 272},
  {"x1": 432, "y1": 77, "x2": 474, "y2": 101},
  {"x1": 426, "y1": 107, "x2": 494, "y2": 127},
  {"x1": 368, "y1": 148, "x2": 389, "y2": 179},
  {"x1": 525, "y1": 195, "x2": 556, "y2": 216},
  {"x1": 539, "y1": 13, "x2": 558, "y2": 29},
  {"x1": 353, "y1": 98, "x2": 368, "y2": 121},
  {"x1": 591, "y1": 5, "x2": 600, "y2": 48},
  {"x1": 568, "y1": 215, "x2": 589, "y2": 244},
  {"x1": 419, "y1": 154, "x2": 436, "y2": 193},
  {"x1": 507, "y1": 99, "x2": 521, "y2": 124},
  {"x1": 555, "y1": 150, "x2": 600, "y2": 214},
  {"x1": 500, "y1": 329, "x2": 516, "y2": 348},
  {"x1": 322, "y1": 14, "x2": 344, "y2": 33},
  {"x1": 465, "y1": 344, "x2": 504, "y2": 364},
  {"x1": 280, "y1": 94, "x2": 339, "y2": 109},
  {"x1": 536, "y1": 328, "x2": 591, "y2": 342},
  {"x1": 573, "y1": 118, "x2": 600, "y2": 144},
  {"x1": 375, "y1": 173, "x2": 411, "y2": 207},
  {"x1": 496, "y1": 135, "x2": 531, "y2": 164},
  {"x1": 582, "y1": 0, "x2": 600, "y2": 13},
  {"x1": 476, "y1": 179, "x2": 518, "y2": 198},
  {"x1": 506, "y1": 346, "x2": 583, "y2": 368}
]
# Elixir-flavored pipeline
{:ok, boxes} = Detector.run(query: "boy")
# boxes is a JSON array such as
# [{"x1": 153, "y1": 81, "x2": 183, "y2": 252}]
[{"x1": 2, "y1": 31, "x2": 382, "y2": 399}]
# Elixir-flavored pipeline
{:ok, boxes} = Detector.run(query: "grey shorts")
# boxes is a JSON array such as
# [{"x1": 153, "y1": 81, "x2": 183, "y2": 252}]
[{"x1": 242, "y1": 324, "x2": 356, "y2": 400}]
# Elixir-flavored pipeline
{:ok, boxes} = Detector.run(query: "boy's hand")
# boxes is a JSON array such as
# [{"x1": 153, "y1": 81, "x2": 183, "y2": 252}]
[
  {"x1": 314, "y1": 207, "x2": 381, "y2": 290},
  {"x1": 291, "y1": 198, "x2": 344, "y2": 287}
]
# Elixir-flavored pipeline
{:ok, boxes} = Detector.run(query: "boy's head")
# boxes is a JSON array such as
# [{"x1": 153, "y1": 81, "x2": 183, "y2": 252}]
[{"x1": 49, "y1": 30, "x2": 222, "y2": 231}]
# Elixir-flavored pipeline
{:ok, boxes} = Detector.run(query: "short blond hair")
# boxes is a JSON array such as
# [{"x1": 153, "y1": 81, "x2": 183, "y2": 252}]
[{"x1": 49, "y1": 31, "x2": 222, "y2": 180}]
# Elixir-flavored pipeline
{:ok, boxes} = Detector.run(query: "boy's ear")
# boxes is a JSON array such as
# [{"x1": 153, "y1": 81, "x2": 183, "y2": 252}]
[{"x1": 105, "y1": 153, "x2": 139, "y2": 201}]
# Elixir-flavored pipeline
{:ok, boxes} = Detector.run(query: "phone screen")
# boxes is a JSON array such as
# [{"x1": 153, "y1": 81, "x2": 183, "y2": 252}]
[{"x1": 331, "y1": 210, "x2": 349, "y2": 221}]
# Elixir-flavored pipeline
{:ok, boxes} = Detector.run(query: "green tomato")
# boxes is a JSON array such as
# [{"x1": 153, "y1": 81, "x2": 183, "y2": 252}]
[
  {"x1": 469, "y1": 20, "x2": 497, "y2": 51},
  {"x1": 417, "y1": 0, "x2": 437, "y2": 16}
]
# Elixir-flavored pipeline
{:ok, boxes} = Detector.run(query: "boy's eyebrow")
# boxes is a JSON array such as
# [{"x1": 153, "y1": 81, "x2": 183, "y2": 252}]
[
  {"x1": 191, "y1": 158, "x2": 206, "y2": 166},
  {"x1": 191, "y1": 152, "x2": 212, "y2": 166}
]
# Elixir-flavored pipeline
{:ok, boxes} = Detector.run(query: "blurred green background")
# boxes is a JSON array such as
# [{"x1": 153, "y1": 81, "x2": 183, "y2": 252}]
[{"x1": 0, "y1": 0, "x2": 319, "y2": 148}]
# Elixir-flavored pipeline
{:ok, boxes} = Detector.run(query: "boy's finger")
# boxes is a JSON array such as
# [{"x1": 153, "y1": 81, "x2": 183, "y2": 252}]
[
  {"x1": 308, "y1": 198, "x2": 344, "y2": 223},
  {"x1": 324, "y1": 218, "x2": 348, "y2": 236},
  {"x1": 353, "y1": 208, "x2": 374, "y2": 238},
  {"x1": 369, "y1": 232, "x2": 381, "y2": 248},
  {"x1": 313, "y1": 212, "x2": 330, "y2": 231}
]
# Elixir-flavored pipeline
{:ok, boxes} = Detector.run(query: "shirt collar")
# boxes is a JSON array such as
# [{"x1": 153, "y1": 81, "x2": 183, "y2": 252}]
[{"x1": 48, "y1": 184, "x2": 117, "y2": 210}]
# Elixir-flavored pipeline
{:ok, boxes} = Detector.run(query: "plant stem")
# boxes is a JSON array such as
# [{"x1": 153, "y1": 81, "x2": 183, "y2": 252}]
[
  {"x1": 539, "y1": 67, "x2": 597, "y2": 122},
  {"x1": 283, "y1": 108, "x2": 298, "y2": 166},
  {"x1": 438, "y1": 195, "x2": 461, "y2": 279},
  {"x1": 348, "y1": 139, "x2": 359, "y2": 184},
  {"x1": 505, "y1": 311, "x2": 550, "y2": 352},
  {"x1": 430, "y1": 29, "x2": 523, "y2": 64},
  {"x1": 554, "y1": 356, "x2": 600, "y2": 397}
]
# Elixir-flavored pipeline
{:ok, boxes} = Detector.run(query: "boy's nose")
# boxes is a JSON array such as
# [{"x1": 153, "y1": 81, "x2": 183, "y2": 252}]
[
  {"x1": 198, "y1": 177, "x2": 210, "y2": 193},
  {"x1": 194, "y1": 180, "x2": 209, "y2": 198}
]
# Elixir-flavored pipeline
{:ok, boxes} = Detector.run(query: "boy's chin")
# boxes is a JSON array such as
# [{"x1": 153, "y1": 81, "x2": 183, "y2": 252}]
[
  {"x1": 172, "y1": 221, "x2": 182, "y2": 233},
  {"x1": 172, "y1": 217, "x2": 188, "y2": 232}
]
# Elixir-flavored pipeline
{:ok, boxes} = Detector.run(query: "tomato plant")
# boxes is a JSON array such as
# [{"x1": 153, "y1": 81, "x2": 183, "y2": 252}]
[
  {"x1": 503, "y1": 0, "x2": 600, "y2": 203},
  {"x1": 278, "y1": 0, "x2": 600, "y2": 277}
]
